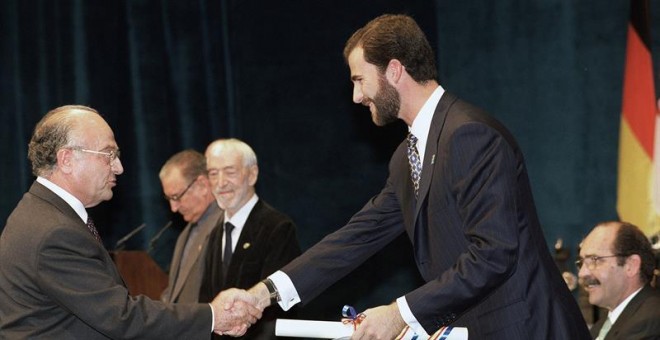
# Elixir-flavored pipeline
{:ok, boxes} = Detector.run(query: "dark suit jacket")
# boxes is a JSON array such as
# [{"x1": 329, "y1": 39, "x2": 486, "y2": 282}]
[
  {"x1": 161, "y1": 202, "x2": 222, "y2": 303},
  {"x1": 589, "y1": 285, "x2": 660, "y2": 340},
  {"x1": 0, "y1": 182, "x2": 212, "y2": 339},
  {"x1": 200, "y1": 199, "x2": 301, "y2": 340},
  {"x1": 282, "y1": 92, "x2": 591, "y2": 339}
]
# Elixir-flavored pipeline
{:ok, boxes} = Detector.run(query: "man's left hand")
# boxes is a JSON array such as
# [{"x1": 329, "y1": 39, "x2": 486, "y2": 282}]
[{"x1": 351, "y1": 302, "x2": 405, "y2": 340}]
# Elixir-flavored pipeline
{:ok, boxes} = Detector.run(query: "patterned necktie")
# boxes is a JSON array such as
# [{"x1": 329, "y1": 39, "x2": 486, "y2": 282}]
[
  {"x1": 406, "y1": 133, "x2": 422, "y2": 197},
  {"x1": 86, "y1": 217, "x2": 102, "y2": 243},
  {"x1": 222, "y1": 222, "x2": 235, "y2": 276},
  {"x1": 597, "y1": 317, "x2": 612, "y2": 340}
]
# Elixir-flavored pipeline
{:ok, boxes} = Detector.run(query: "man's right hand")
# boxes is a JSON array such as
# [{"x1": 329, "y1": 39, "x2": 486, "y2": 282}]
[{"x1": 210, "y1": 288, "x2": 262, "y2": 336}]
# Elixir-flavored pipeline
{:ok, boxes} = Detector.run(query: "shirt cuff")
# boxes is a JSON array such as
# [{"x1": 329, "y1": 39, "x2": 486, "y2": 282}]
[
  {"x1": 396, "y1": 296, "x2": 429, "y2": 337},
  {"x1": 209, "y1": 303, "x2": 215, "y2": 332},
  {"x1": 268, "y1": 270, "x2": 301, "y2": 311}
]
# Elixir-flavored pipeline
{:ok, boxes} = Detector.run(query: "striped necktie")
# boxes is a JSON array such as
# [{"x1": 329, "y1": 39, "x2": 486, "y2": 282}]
[{"x1": 86, "y1": 217, "x2": 102, "y2": 243}]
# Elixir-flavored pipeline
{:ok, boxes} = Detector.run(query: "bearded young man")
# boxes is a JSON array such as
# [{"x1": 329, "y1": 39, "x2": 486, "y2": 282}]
[{"x1": 247, "y1": 14, "x2": 590, "y2": 339}]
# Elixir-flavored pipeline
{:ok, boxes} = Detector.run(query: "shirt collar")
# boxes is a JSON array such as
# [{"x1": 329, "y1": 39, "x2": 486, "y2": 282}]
[
  {"x1": 409, "y1": 85, "x2": 445, "y2": 163},
  {"x1": 224, "y1": 193, "x2": 259, "y2": 232},
  {"x1": 37, "y1": 176, "x2": 87, "y2": 223}
]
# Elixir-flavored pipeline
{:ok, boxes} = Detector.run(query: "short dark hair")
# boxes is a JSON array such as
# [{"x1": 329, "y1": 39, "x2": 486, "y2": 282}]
[
  {"x1": 609, "y1": 222, "x2": 656, "y2": 284},
  {"x1": 27, "y1": 105, "x2": 99, "y2": 177},
  {"x1": 343, "y1": 14, "x2": 437, "y2": 83},
  {"x1": 159, "y1": 149, "x2": 207, "y2": 182}
]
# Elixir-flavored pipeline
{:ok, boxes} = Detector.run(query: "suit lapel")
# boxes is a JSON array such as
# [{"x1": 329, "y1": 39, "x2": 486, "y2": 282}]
[
  {"x1": 413, "y1": 92, "x2": 456, "y2": 221},
  {"x1": 224, "y1": 201, "x2": 264, "y2": 286},
  {"x1": 607, "y1": 285, "x2": 652, "y2": 338},
  {"x1": 30, "y1": 181, "x2": 126, "y2": 285},
  {"x1": 169, "y1": 223, "x2": 193, "y2": 301},
  {"x1": 172, "y1": 205, "x2": 223, "y2": 298},
  {"x1": 31, "y1": 182, "x2": 83, "y2": 226}
]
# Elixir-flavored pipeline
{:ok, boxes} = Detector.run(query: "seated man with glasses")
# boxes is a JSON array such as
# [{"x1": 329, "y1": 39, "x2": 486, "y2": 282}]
[
  {"x1": 577, "y1": 221, "x2": 660, "y2": 340},
  {"x1": 159, "y1": 149, "x2": 221, "y2": 303}
]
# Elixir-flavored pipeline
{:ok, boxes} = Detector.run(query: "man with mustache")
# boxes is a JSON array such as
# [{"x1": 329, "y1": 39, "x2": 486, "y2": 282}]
[
  {"x1": 200, "y1": 138, "x2": 301, "y2": 339},
  {"x1": 577, "y1": 221, "x2": 660, "y2": 339},
  {"x1": 247, "y1": 14, "x2": 590, "y2": 339},
  {"x1": 0, "y1": 105, "x2": 260, "y2": 338}
]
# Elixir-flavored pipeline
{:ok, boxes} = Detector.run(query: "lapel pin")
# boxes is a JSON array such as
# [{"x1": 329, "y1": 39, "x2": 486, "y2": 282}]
[
  {"x1": 431, "y1": 154, "x2": 436, "y2": 164},
  {"x1": 243, "y1": 242, "x2": 251, "y2": 249}
]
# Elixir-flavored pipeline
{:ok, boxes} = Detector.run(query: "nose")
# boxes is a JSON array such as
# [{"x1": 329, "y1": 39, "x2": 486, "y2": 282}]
[
  {"x1": 352, "y1": 83, "x2": 363, "y2": 104},
  {"x1": 215, "y1": 173, "x2": 229, "y2": 187},
  {"x1": 577, "y1": 263, "x2": 589, "y2": 279},
  {"x1": 169, "y1": 200, "x2": 179, "y2": 213},
  {"x1": 112, "y1": 158, "x2": 124, "y2": 175}
]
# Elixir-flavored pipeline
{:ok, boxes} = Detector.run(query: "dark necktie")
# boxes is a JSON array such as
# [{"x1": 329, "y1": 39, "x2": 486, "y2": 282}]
[
  {"x1": 406, "y1": 133, "x2": 422, "y2": 197},
  {"x1": 223, "y1": 222, "x2": 235, "y2": 276},
  {"x1": 86, "y1": 217, "x2": 102, "y2": 243}
]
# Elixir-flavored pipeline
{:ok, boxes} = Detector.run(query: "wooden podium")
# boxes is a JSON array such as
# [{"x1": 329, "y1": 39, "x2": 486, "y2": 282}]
[{"x1": 112, "y1": 251, "x2": 168, "y2": 300}]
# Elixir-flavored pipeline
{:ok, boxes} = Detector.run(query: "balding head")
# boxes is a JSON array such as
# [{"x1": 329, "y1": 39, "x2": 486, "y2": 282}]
[{"x1": 28, "y1": 105, "x2": 99, "y2": 177}]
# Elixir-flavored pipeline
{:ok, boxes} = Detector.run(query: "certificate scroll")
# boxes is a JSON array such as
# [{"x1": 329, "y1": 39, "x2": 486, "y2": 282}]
[
  {"x1": 275, "y1": 319, "x2": 468, "y2": 339},
  {"x1": 275, "y1": 319, "x2": 352, "y2": 339}
]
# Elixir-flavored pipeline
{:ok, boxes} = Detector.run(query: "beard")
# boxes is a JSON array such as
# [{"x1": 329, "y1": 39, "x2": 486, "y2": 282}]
[{"x1": 370, "y1": 75, "x2": 401, "y2": 126}]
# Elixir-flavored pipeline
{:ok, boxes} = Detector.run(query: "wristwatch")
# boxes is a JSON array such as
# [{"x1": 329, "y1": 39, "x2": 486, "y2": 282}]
[{"x1": 262, "y1": 278, "x2": 280, "y2": 305}]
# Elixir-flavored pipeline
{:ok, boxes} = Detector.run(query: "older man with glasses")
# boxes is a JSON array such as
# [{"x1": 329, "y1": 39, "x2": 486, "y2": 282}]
[
  {"x1": 577, "y1": 221, "x2": 660, "y2": 339},
  {"x1": 159, "y1": 149, "x2": 222, "y2": 303}
]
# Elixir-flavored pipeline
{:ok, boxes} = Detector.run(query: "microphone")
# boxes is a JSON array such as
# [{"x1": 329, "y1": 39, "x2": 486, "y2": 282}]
[
  {"x1": 147, "y1": 221, "x2": 173, "y2": 254},
  {"x1": 114, "y1": 223, "x2": 146, "y2": 251}
]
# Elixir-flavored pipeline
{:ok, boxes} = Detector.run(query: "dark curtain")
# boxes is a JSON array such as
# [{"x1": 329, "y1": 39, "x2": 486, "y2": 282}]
[{"x1": 0, "y1": 0, "x2": 654, "y2": 321}]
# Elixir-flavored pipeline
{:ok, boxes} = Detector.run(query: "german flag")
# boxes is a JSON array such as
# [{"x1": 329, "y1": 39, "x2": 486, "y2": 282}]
[{"x1": 617, "y1": 0, "x2": 659, "y2": 236}]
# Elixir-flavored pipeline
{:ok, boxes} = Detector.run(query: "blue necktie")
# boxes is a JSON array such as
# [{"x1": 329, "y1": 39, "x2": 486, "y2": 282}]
[{"x1": 407, "y1": 133, "x2": 422, "y2": 197}]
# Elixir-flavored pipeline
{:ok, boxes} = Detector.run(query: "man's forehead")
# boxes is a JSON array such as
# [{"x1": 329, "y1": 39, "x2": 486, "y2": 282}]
[
  {"x1": 162, "y1": 167, "x2": 185, "y2": 183},
  {"x1": 581, "y1": 227, "x2": 615, "y2": 254},
  {"x1": 208, "y1": 151, "x2": 242, "y2": 167}
]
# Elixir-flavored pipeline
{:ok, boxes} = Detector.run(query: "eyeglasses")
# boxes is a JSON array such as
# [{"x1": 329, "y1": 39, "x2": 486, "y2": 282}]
[
  {"x1": 68, "y1": 147, "x2": 120, "y2": 163},
  {"x1": 164, "y1": 178, "x2": 197, "y2": 202},
  {"x1": 575, "y1": 254, "x2": 622, "y2": 271}
]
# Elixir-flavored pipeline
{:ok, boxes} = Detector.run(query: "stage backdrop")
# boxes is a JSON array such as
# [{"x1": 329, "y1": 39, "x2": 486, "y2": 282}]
[{"x1": 0, "y1": 0, "x2": 656, "y2": 321}]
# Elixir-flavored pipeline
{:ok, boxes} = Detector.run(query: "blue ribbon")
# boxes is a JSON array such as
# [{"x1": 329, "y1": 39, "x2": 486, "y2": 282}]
[
  {"x1": 438, "y1": 326, "x2": 453, "y2": 340},
  {"x1": 341, "y1": 305, "x2": 365, "y2": 330},
  {"x1": 342, "y1": 305, "x2": 358, "y2": 319}
]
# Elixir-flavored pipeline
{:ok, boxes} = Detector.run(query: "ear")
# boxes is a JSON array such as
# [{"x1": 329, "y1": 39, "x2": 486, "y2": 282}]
[
  {"x1": 625, "y1": 254, "x2": 642, "y2": 278},
  {"x1": 197, "y1": 175, "x2": 210, "y2": 192},
  {"x1": 386, "y1": 59, "x2": 404, "y2": 84},
  {"x1": 248, "y1": 164, "x2": 259, "y2": 186},
  {"x1": 57, "y1": 148, "x2": 75, "y2": 174}
]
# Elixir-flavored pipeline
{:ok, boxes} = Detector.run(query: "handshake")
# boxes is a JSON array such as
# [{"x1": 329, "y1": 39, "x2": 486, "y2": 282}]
[{"x1": 209, "y1": 282, "x2": 273, "y2": 336}]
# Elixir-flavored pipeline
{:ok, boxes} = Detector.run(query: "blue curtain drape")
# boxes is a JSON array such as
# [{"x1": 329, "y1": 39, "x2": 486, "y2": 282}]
[{"x1": 1, "y1": 0, "x2": 655, "y2": 320}]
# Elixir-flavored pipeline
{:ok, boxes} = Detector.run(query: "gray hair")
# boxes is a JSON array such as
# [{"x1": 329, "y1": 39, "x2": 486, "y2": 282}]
[
  {"x1": 206, "y1": 138, "x2": 257, "y2": 167},
  {"x1": 27, "y1": 105, "x2": 99, "y2": 177}
]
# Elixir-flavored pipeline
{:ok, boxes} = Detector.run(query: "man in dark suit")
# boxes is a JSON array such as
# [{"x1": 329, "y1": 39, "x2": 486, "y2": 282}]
[
  {"x1": 248, "y1": 14, "x2": 590, "y2": 339},
  {"x1": 578, "y1": 221, "x2": 660, "y2": 339},
  {"x1": 201, "y1": 138, "x2": 301, "y2": 339},
  {"x1": 0, "y1": 105, "x2": 260, "y2": 338},
  {"x1": 160, "y1": 149, "x2": 222, "y2": 303}
]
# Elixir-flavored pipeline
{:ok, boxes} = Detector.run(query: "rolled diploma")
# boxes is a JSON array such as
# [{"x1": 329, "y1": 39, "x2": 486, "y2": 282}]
[{"x1": 275, "y1": 319, "x2": 353, "y2": 338}]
